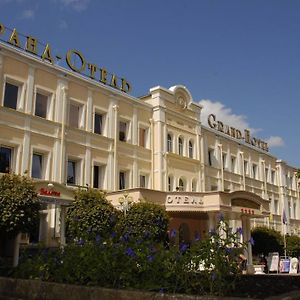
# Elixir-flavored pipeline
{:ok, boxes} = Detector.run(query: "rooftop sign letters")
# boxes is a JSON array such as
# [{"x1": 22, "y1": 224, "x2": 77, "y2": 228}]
[
  {"x1": 208, "y1": 114, "x2": 269, "y2": 152},
  {"x1": 0, "y1": 23, "x2": 131, "y2": 93}
]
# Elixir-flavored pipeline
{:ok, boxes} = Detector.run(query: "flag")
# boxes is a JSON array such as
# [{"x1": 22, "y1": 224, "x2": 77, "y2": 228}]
[{"x1": 282, "y1": 209, "x2": 287, "y2": 224}]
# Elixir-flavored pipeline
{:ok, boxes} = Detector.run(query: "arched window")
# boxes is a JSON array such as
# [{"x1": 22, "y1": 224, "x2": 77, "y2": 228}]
[
  {"x1": 178, "y1": 178, "x2": 185, "y2": 191},
  {"x1": 167, "y1": 134, "x2": 173, "y2": 152},
  {"x1": 189, "y1": 140, "x2": 193, "y2": 158},
  {"x1": 178, "y1": 137, "x2": 183, "y2": 155}
]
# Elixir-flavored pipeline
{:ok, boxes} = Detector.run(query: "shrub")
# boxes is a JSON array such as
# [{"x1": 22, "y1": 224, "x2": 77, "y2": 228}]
[
  {"x1": 66, "y1": 189, "x2": 120, "y2": 242},
  {"x1": 251, "y1": 226, "x2": 284, "y2": 256},
  {"x1": 0, "y1": 173, "x2": 40, "y2": 237},
  {"x1": 286, "y1": 235, "x2": 300, "y2": 257},
  {"x1": 116, "y1": 202, "x2": 169, "y2": 243}
]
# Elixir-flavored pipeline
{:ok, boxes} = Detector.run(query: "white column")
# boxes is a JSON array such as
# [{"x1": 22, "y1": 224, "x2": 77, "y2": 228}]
[
  {"x1": 25, "y1": 66, "x2": 35, "y2": 114},
  {"x1": 113, "y1": 104, "x2": 119, "y2": 190},
  {"x1": 85, "y1": 144, "x2": 91, "y2": 187},
  {"x1": 86, "y1": 89, "x2": 93, "y2": 132},
  {"x1": 132, "y1": 106, "x2": 138, "y2": 145},
  {"x1": 21, "y1": 120, "x2": 31, "y2": 175},
  {"x1": 242, "y1": 216, "x2": 252, "y2": 265},
  {"x1": 0, "y1": 54, "x2": 3, "y2": 99}
]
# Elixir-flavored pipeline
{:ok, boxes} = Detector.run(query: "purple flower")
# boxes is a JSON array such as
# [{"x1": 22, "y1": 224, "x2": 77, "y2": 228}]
[
  {"x1": 77, "y1": 238, "x2": 85, "y2": 246},
  {"x1": 217, "y1": 212, "x2": 224, "y2": 221},
  {"x1": 147, "y1": 255, "x2": 154, "y2": 263},
  {"x1": 111, "y1": 232, "x2": 116, "y2": 238},
  {"x1": 144, "y1": 230, "x2": 151, "y2": 239},
  {"x1": 236, "y1": 227, "x2": 243, "y2": 235},
  {"x1": 121, "y1": 232, "x2": 130, "y2": 242},
  {"x1": 125, "y1": 247, "x2": 136, "y2": 257},
  {"x1": 170, "y1": 229, "x2": 176, "y2": 238},
  {"x1": 179, "y1": 243, "x2": 188, "y2": 253},
  {"x1": 249, "y1": 236, "x2": 255, "y2": 246},
  {"x1": 95, "y1": 234, "x2": 101, "y2": 243},
  {"x1": 159, "y1": 288, "x2": 165, "y2": 294},
  {"x1": 211, "y1": 272, "x2": 216, "y2": 281}
]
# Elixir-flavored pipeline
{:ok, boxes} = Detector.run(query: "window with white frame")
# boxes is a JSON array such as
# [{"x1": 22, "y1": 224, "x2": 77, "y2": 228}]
[
  {"x1": 192, "y1": 179, "x2": 197, "y2": 192},
  {"x1": 94, "y1": 112, "x2": 103, "y2": 135},
  {"x1": 119, "y1": 171, "x2": 128, "y2": 190},
  {"x1": 0, "y1": 146, "x2": 13, "y2": 173},
  {"x1": 293, "y1": 202, "x2": 297, "y2": 219},
  {"x1": 222, "y1": 153, "x2": 227, "y2": 170},
  {"x1": 139, "y1": 127, "x2": 148, "y2": 148},
  {"x1": 252, "y1": 163, "x2": 258, "y2": 179},
  {"x1": 188, "y1": 140, "x2": 193, "y2": 158},
  {"x1": 208, "y1": 148, "x2": 214, "y2": 166},
  {"x1": 265, "y1": 167, "x2": 269, "y2": 182},
  {"x1": 31, "y1": 153, "x2": 43, "y2": 179},
  {"x1": 69, "y1": 102, "x2": 83, "y2": 129},
  {"x1": 35, "y1": 92, "x2": 49, "y2": 119},
  {"x1": 274, "y1": 199, "x2": 279, "y2": 214},
  {"x1": 271, "y1": 170, "x2": 276, "y2": 184},
  {"x1": 139, "y1": 174, "x2": 147, "y2": 188},
  {"x1": 93, "y1": 164, "x2": 105, "y2": 189},
  {"x1": 67, "y1": 159, "x2": 78, "y2": 185},
  {"x1": 178, "y1": 137, "x2": 183, "y2": 155},
  {"x1": 3, "y1": 82, "x2": 20, "y2": 110},
  {"x1": 167, "y1": 134, "x2": 173, "y2": 152},
  {"x1": 119, "y1": 121, "x2": 127, "y2": 142},
  {"x1": 168, "y1": 176, "x2": 173, "y2": 192},
  {"x1": 231, "y1": 156, "x2": 236, "y2": 173},
  {"x1": 244, "y1": 160, "x2": 249, "y2": 176}
]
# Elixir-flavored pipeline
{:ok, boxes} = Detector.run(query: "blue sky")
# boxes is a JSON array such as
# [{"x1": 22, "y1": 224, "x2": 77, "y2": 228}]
[{"x1": 0, "y1": 0, "x2": 299, "y2": 167}]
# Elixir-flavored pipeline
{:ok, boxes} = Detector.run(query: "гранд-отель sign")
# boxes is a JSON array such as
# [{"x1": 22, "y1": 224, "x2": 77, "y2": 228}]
[
  {"x1": 0, "y1": 22, "x2": 131, "y2": 93},
  {"x1": 208, "y1": 114, "x2": 269, "y2": 152}
]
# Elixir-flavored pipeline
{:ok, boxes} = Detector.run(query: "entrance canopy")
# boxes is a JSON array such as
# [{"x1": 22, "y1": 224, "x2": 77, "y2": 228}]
[
  {"x1": 34, "y1": 181, "x2": 74, "y2": 206},
  {"x1": 165, "y1": 190, "x2": 270, "y2": 219}
]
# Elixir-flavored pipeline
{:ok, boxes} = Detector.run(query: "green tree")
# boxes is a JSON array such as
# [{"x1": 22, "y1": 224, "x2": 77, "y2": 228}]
[
  {"x1": 66, "y1": 188, "x2": 120, "y2": 241},
  {"x1": 0, "y1": 173, "x2": 40, "y2": 237},
  {"x1": 116, "y1": 202, "x2": 169, "y2": 243},
  {"x1": 286, "y1": 235, "x2": 300, "y2": 257},
  {"x1": 251, "y1": 226, "x2": 284, "y2": 256}
]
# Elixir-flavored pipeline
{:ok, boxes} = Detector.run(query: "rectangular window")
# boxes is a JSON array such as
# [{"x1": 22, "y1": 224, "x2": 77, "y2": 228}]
[
  {"x1": 119, "y1": 171, "x2": 126, "y2": 189},
  {"x1": 139, "y1": 128, "x2": 146, "y2": 147},
  {"x1": 140, "y1": 175, "x2": 146, "y2": 188},
  {"x1": 94, "y1": 113, "x2": 103, "y2": 135},
  {"x1": 244, "y1": 160, "x2": 249, "y2": 175},
  {"x1": 274, "y1": 199, "x2": 279, "y2": 214},
  {"x1": 208, "y1": 149, "x2": 214, "y2": 166},
  {"x1": 32, "y1": 153, "x2": 43, "y2": 179},
  {"x1": 252, "y1": 164, "x2": 258, "y2": 179},
  {"x1": 222, "y1": 153, "x2": 227, "y2": 170},
  {"x1": 119, "y1": 121, "x2": 127, "y2": 142},
  {"x1": 67, "y1": 160, "x2": 76, "y2": 185},
  {"x1": 0, "y1": 146, "x2": 12, "y2": 173},
  {"x1": 69, "y1": 103, "x2": 80, "y2": 128},
  {"x1": 4, "y1": 82, "x2": 19, "y2": 109},
  {"x1": 293, "y1": 203, "x2": 297, "y2": 219},
  {"x1": 35, "y1": 93, "x2": 48, "y2": 119},
  {"x1": 231, "y1": 156, "x2": 236, "y2": 173},
  {"x1": 93, "y1": 165, "x2": 105, "y2": 189},
  {"x1": 265, "y1": 168, "x2": 269, "y2": 182},
  {"x1": 271, "y1": 170, "x2": 276, "y2": 184}
]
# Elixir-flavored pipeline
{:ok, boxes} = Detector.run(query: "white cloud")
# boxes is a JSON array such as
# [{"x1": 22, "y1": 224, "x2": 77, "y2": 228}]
[
  {"x1": 199, "y1": 99, "x2": 260, "y2": 133},
  {"x1": 59, "y1": 0, "x2": 90, "y2": 11},
  {"x1": 199, "y1": 99, "x2": 284, "y2": 148},
  {"x1": 266, "y1": 136, "x2": 285, "y2": 148},
  {"x1": 21, "y1": 9, "x2": 35, "y2": 19}
]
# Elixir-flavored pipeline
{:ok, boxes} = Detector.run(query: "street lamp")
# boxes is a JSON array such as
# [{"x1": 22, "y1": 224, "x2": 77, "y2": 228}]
[{"x1": 118, "y1": 192, "x2": 133, "y2": 217}]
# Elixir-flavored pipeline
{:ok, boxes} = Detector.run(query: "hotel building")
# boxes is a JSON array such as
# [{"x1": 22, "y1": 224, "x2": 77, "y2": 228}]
[{"x1": 0, "y1": 27, "x2": 299, "y2": 264}]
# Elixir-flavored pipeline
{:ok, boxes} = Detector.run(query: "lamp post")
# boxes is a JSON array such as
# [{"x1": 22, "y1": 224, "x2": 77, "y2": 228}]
[{"x1": 118, "y1": 193, "x2": 133, "y2": 217}]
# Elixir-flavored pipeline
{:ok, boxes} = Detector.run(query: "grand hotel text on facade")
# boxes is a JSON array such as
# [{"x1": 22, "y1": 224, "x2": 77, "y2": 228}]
[{"x1": 0, "y1": 26, "x2": 299, "y2": 261}]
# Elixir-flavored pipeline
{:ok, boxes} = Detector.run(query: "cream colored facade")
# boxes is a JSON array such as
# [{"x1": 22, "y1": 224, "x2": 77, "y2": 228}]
[{"x1": 0, "y1": 41, "x2": 299, "y2": 254}]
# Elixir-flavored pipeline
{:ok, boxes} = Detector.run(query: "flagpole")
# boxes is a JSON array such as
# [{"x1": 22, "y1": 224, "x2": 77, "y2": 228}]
[{"x1": 283, "y1": 224, "x2": 287, "y2": 257}]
